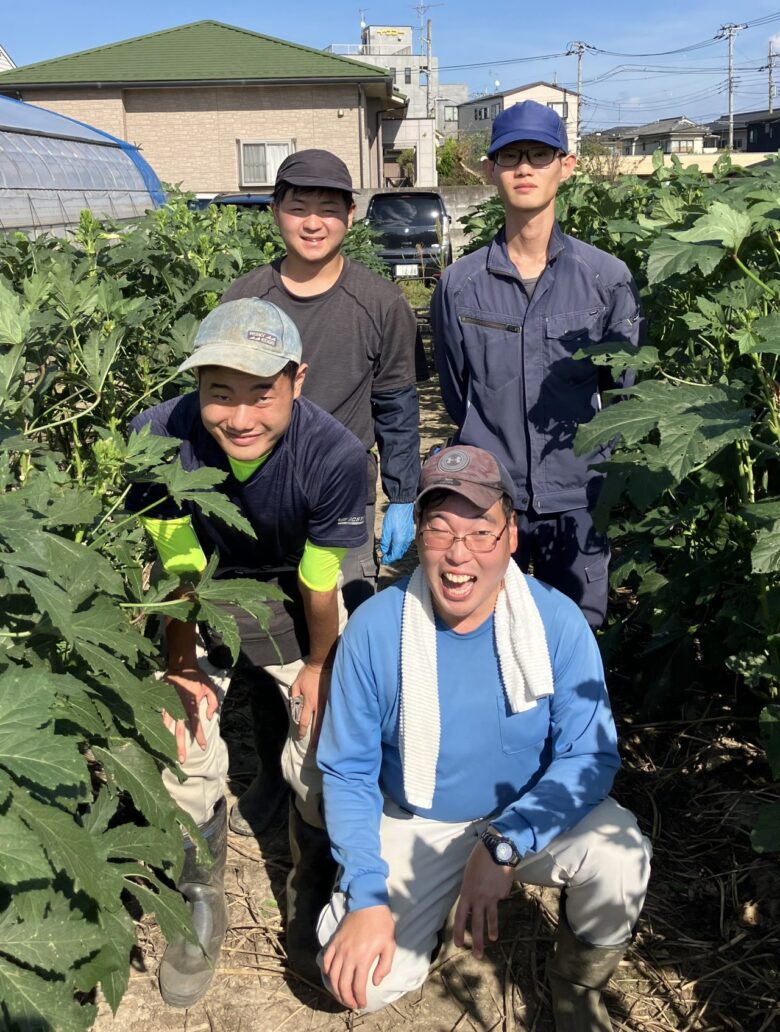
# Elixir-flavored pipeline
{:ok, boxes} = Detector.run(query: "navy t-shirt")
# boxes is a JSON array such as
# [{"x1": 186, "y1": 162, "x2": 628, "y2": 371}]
[{"x1": 127, "y1": 393, "x2": 368, "y2": 663}]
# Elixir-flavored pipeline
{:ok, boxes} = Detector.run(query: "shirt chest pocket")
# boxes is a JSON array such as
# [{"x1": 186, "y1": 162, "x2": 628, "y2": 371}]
[
  {"x1": 497, "y1": 693, "x2": 550, "y2": 754},
  {"x1": 545, "y1": 306, "x2": 607, "y2": 385},
  {"x1": 458, "y1": 309, "x2": 522, "y2": 391}
]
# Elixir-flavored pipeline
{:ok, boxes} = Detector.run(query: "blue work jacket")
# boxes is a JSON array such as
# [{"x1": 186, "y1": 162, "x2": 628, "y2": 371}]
[{"x1": 431, "y1": 223, "x2": 644, "y2": 513}]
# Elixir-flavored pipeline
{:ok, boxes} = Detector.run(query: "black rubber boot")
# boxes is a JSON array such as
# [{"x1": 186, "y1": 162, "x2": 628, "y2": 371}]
[
  {"x1": 229, "y1": 678, "x2": 289, "y2": 837},
  {"x1": 285, "y1": 801, "x2": 338, "y2": 985},
  {"x1": 159, "y1": 798, "x2": 229, "y2": 1009},
  {"x1": 547, "y1": 905, "x2": 629, "y2": 1032}
]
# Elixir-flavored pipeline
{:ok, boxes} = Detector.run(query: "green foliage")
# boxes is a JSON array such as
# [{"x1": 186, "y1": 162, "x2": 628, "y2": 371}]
[
  {"x1": 0, "y1": 190, "x2": 345, "y2": 1027},
  {"x1": 461, "y1": 152, "x2": 780, "y2": 851},
  {"x1": 436, "y1": 137, "x2": 482, "y2": 186}
]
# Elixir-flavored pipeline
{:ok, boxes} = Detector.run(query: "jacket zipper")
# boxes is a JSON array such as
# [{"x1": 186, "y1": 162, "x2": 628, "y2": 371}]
[{"x1": 459, "y1": 315, "x2": 522, "y2": 334}]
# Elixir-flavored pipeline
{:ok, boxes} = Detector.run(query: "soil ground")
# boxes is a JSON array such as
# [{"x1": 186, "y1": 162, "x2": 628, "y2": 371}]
[{"x1": 94, "y1": 370, "x2": 780, "y2": 1032}]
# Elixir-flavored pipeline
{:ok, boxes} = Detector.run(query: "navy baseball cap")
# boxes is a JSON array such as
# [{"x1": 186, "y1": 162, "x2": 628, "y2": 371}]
[{"x1": 488, "y1": 100, "x2": 569, "y2": 157}]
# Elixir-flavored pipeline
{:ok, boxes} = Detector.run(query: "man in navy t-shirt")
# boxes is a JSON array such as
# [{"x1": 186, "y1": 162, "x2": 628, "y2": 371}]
[{"x1": 127, "y1": 298, "x2": 367, "y2": 1005}]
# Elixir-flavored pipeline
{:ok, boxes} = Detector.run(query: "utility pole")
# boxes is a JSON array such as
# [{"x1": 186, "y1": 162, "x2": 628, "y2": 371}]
[
  {"x1": 426, "y1": 18, "x2": 432, "y2": 117},
  {"x1": 718, "y1": 23, "x2": 747, "y2": 150},
  {"x1": 566, "y1": 41, "x2": 589, "y2": 153},
  {"x1": 770, "y1": 41, "x2": 775, "y2": 115}
]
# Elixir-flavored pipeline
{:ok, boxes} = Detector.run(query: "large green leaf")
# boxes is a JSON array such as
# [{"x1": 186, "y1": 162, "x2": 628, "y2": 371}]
[
  {"x1": 71, "y1": 905, "x2": 136, "y2": 1014},
  {"x1": 0, "y1": 670, "x2": 90, "y2": 794},
  {"x1": 750, "y1": 522, "x2": 780, "y2": 574},
  {"x1": 11, "y1": 785, "x2": 107, "y2": 903},
  {"x1": 120, "y1": 864, "x2": 198, "y2": 946},
  {"x1": 93, "y1": 740, "x2": 193, "y2": 839},
  {"x1": 0, "y1": 812, "x2": 52, "y2": 884},
  {"x1": 0, "y1": 955, "x2": 95, "y2": 1032},
  {"x1": 673, "y1": 201, "x2": 753, "y2": 251},
  {"x1": 646, "y1": 236, "x2": 723, "y2": 285},
  {"x1": 0, "y1": 905, "x2": 97, "y2": 974},
  {"x1": 0, "y1": 281, "x2": 31, "y2": 346}
]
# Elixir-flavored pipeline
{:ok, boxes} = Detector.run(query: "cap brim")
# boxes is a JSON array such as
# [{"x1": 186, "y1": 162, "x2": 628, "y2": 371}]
[
  {"x1": 178, "y1": 343, "x2": 291, "y2": 378},
  {"x1": 488, "y1": 129, "x2": 566, "y2": 156},
  {"x1": 276, "y1": 174, "x2": 353, "y2": 192},
  {"x1": 414, "y1": 481, "x2": 504, "y2": 516}
]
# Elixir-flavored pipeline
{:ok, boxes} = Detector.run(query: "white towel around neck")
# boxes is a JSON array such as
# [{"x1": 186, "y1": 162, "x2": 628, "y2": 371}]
[{"x1": 399, "y1": 561, "x2": 553, "y2": 809}]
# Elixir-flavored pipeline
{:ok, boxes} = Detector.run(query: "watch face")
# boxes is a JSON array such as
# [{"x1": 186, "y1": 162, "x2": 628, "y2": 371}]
[{"x1": 495, "y1": 841, "x2": 514, "y2": 863}]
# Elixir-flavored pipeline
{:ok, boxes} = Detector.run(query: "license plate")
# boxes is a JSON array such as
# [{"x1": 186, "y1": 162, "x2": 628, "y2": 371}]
[{"x1": 395, "y1": 264, "x2": 419, "y2": 277}]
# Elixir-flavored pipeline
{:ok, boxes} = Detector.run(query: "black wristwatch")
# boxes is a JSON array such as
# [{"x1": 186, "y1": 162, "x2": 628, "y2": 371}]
[{"x1": 481, "y1": 829, "x2": 520, "y2": 867}]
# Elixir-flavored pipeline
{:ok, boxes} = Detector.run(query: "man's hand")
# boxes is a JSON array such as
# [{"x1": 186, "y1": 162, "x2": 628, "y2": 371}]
[
  {"x1": 323, "y1": 906, "x2": 396, "y2": 1011},
  {"x1": 290, "y1": 661, "x2": 332, "y2": 743},
  {"x1": 452, "y1": 841, "x2": 515, "y2": 959},
  {"x1": 162, "y1": 667, "x2": 220, "y2": 763},
  {"x1": 379, "y1": 503, "x2": 415, "y2": 565}
]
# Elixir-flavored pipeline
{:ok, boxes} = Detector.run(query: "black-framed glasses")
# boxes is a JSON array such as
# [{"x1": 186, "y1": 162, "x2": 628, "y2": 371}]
[
  {"x1": 493, "y1": 144, "x2": 561, "y2": 169},
  {"x1": 419, "y1": 520, "x2": 510, "y2": 554}
]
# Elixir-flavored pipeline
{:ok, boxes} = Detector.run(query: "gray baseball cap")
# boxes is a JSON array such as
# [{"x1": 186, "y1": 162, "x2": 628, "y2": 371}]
[
  {"x1": 179, "y1": 299, "x2": 303, "y2": 378},
  {"x1": 415, "y1": 446, "x2": 516, "y2": 515}
]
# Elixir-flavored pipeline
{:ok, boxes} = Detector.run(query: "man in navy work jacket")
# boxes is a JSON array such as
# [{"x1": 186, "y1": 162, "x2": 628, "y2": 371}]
[
  {"x1": 316, "y1": 446, "x2": 651, "y2": 1030},
  {"x1": 431, "y1": 101, "x2": 644, "y2": 627},
  {"x1": 126, "y1": 299, "x2": 368, "y2": 1003}
]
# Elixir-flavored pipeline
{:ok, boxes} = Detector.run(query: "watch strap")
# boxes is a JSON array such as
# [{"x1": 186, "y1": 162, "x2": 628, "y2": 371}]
[{"x1": 481, "y1": 829, "x2": 520, "y2": 867}]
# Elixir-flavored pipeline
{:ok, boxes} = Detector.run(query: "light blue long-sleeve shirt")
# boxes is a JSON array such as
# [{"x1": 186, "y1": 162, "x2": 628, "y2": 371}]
[{"x1": 317, "y1": 568, "x2": 620, "y2": 912}]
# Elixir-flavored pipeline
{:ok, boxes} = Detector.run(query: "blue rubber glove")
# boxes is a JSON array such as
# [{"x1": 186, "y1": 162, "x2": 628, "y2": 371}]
[{"x1": 379, "y1": 503, "x2": 415, "y2": 565}]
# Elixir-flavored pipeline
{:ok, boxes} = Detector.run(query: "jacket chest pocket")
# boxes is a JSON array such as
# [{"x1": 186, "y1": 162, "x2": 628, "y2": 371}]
[
  {"x1": 458, "y1": 310, "x2": 522, "y2": 391},
  {"x1": 545, "y1": 306, "x2": 607, "y2": 385}
]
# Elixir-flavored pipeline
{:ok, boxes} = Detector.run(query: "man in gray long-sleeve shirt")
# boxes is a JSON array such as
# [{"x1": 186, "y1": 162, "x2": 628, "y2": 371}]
[{"x1": 432, "y1": 102, "x2": 644, "y2": 628}]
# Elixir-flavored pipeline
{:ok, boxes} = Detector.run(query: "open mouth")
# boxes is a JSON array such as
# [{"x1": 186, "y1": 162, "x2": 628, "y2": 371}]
[{"x1": 440, "y1": 571, "x2": 477, "y2": 599}]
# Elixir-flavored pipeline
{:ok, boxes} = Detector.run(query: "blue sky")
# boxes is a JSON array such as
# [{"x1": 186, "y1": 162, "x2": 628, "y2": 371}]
[{"x1": 4, "y1": 1, "x2": 780, "y2": 128}]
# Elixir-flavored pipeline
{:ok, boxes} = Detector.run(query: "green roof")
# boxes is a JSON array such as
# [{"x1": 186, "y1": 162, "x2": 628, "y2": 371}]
[{"x1": 0, "y1": 20, "x2": 389, "y2": 87}]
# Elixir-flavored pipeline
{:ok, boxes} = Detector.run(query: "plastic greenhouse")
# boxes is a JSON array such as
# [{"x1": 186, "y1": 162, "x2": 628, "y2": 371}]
[{"x1": 0, "y1": 95, "x2": 164, "y2": 236}]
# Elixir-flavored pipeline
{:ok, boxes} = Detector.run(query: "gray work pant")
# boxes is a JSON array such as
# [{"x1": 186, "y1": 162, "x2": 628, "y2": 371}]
[{"x1": 317, "y1": 796, "x2": 652, "y2": 1013}]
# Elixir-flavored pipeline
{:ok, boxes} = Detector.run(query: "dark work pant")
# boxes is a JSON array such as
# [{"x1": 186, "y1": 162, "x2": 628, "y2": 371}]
[{"x1": 513, "y1": 508, "x2": 610, "y2": 629}]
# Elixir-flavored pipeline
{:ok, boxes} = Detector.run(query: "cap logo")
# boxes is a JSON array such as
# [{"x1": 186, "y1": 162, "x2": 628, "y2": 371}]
[
  {"x1": 247, "y1": 330, "x2": 281, "y2": 349},
  {"x1": 437, "y1": 450, "x2": 470, "y2": 474}
]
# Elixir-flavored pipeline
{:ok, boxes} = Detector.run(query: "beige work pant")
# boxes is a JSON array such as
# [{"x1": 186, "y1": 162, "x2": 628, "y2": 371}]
[
  {"x1": 162, "y1": 589, "x2": 347, "y2": 829},
  {"x1": 317, "y1": 796, "x2": 652, "y2": 1013}
]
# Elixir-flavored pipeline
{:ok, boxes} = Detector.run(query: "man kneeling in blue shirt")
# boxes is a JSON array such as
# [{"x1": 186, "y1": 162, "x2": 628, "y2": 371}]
[{"x1": 316, "y1": 445, "x2": 652, "y2": 1030}]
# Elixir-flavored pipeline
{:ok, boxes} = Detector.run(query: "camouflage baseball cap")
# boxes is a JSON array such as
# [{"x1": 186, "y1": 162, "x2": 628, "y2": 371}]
[
  {"x1": 179, "y1": 299, "x2": 302, "y2": 378},
  {"x1": 415, "y1": 446, "x2": 516, "y2": 515}
]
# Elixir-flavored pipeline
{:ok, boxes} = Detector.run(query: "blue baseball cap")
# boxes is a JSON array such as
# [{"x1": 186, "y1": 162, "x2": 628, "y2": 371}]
[
  {"x1": 179, "y1": 299, "x2": 303, "y2": 378},
  {"x1": 488, "y1": 100, "x2": 568, "y2": 157}
]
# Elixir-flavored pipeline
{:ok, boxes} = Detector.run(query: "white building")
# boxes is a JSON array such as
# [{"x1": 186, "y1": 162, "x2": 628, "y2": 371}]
[{"x1": 326, "y1": 24, "x2": 467, "y2": 186}]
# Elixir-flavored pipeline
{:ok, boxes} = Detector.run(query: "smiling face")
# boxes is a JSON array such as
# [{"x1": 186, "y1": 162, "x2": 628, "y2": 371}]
[
  {"x1": 418, "y1": 492, "x2": 518, "y2": 635},
  {"x1": 272, "y1": 187, "x2": 354, "y2": 269},
  {"x1": 483, "y1": 140, "x2": 576, "y2": 219},
  {"x1": 198, "y1": 364, "x2": 306, "y2": 461}
]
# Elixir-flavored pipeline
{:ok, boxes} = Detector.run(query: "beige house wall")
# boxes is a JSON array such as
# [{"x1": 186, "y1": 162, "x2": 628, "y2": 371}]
[
  {"x1": 18, "y1": 83, "x2": 371, "y2": 192},
  {"x1": 23, "y1": 89, "x2": 127, "y2": 139}
]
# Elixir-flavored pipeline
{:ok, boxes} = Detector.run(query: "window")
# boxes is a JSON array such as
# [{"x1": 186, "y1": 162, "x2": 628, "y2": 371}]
[
  {"x1": 474, "y1": 106, "x2": 489, "y2": 121},
  {"x1": 547, "y1": 101, "x2": 569, "y2": 118},
  {"x1": 491, "y1": 103, "x2": 501, "y2": 117},
  {"x1": 239, "y1": 141, "x2": 293, "y2": 187},
  {"x1": 404, "y1": 67, "x2": 412, "y2": 84},
  {"x1": 670, "y1": 139, "x2": 694, "y2": 153},
  {"x1": 389, "y1": 67, "x2": 397, "y2": 81},
  {"x1": 748, "y1": 127, "x2": 757, "y2": 145},
  {"x1": 444, "y1": 105, "x2": 458, "y2": 121}
]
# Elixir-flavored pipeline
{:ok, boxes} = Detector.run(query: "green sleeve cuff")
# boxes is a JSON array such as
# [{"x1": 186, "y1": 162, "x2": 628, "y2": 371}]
[
  {"x1": 298, "y1": 540, "x2": 346, "y2": 592},
  {"x1": 141, "y1": 516, "x2": 207, "y2": 574}
]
